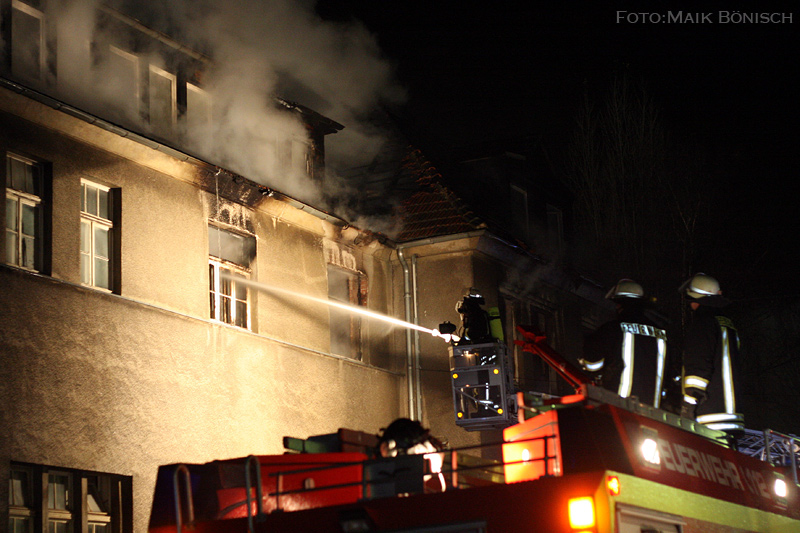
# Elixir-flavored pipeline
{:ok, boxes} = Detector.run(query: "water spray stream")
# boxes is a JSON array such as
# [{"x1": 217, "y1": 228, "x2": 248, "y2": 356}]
[{"x1": 222, "y1": 273, "x2": 454, "y2": 341}]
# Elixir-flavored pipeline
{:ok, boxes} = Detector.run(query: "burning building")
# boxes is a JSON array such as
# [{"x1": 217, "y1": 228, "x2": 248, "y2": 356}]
[{"x1": 0, "y1": 2, "x2": 612, "y2": 532}]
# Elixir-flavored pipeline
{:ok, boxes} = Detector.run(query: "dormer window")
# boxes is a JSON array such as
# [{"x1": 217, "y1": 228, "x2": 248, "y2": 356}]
[
  {"x1": 149, "y1": 65, "x2": 177, "y2": 133},
  {"x1": 11, "y1": 0, "x2": 46, "y2": 82}
]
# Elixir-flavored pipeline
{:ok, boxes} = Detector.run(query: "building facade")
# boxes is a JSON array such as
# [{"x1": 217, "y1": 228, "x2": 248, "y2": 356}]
[{"x1": 1, "y1": 2, "x2": 611, "y2": 532}]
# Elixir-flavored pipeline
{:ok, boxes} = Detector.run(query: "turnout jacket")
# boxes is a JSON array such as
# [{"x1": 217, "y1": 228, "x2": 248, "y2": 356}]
[
  {"x1": 582, "y1": 302, "x2": 667, "y2": 407},
  {"x1": 683, "y1": 296, "x2": 743, "y2": 430}
]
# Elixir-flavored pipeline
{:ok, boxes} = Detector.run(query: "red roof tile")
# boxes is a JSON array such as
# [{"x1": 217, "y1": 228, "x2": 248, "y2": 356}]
[{"x1": 394, "y1": 148, "x2": 486, "y2": 242}]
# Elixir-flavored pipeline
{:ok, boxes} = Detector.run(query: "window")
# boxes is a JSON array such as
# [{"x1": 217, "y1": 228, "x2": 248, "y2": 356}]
[
  {"x1": 108, "y1": 46, "x2": 140, "y2": 119},
  {"x1": 327, "y1": 265, "x2": 366, "y2": 359},
  {"x1": 291, "y1": 139, "x2": 312, "y2": 178},
  {"x1": 47, "y1": 472, "x2": 72, "y2": 533},
  {"x1": 5, "y1": 154, "x2": 43, "y2": 271},
  {"x1": 208, "y1": 225, "x2": 255, "y2": 329},
  {"x1": 86, "y1": 475, "x2": 112, "y2": 533},
  {"x1": 80, "y1": 180, "x2": 115, "y2": 291},
  {"x1": 510, "y1": 185, "x2": 529, "y2": 242},
  {"x1": 9, "y1": 467, "x2": 32, "y2": 533},
  {"x1": 9, "y1": 463, "x2": 132, "y2": 533},
  {"x1": 546, "y1": 203, "x2": 564, "y2": 249},
  {"x1": 186, "y1": 83, "x2": 212, "y2": 135},
  {"x1": 11, "y1": 0, "x2": 45, "y2": 81},
  {"x1": 506, "y1": 297, "x2": 563, "y2": 396},
  {"x1": 149, "y1": 66, "x2": 177, "y2": 133}
]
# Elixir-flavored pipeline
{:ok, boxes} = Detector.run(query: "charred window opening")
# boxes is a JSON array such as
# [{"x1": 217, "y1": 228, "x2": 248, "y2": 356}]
[
  {"x1": 327, "y1": 265, "x2": 367, "y2": 360},
  {"x1": 208, "y1": 224, "x2": 255, "y2": 329},
  {"x1": 291, "y1": 138, "x2": 312, "y2": 178},
  {"x1": 9, "y1": 462, "x2": 132, "y2": 533},
  {"x1": 80, "y1": 179, "x2": 118, "y2": 292}
]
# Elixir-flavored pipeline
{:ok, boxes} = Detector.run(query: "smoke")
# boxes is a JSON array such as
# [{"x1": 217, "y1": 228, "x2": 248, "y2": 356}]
[{"x1": 35, "y1": 0, "x2": 405, "y2": 211}]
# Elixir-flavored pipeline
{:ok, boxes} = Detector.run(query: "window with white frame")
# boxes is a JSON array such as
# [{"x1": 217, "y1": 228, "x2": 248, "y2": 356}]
[
  {"x1": 208, "y1": 225, "x2": 255, "y2": 329},
  {"x1": 11, "y1": 0, "x2": 45, "y2": 81},
  {"x1": 9, "y1": 462, "x2": 132, "y2": 533},
  {"x1": 80, "y1": 180, "x2": 114, "y2": 290},
  {"x1": 149, "y1": 65, "x2": 177, "y2": 133},
  {"x1": 5, "y1": 154, "x2": 43, "y2": 271}
]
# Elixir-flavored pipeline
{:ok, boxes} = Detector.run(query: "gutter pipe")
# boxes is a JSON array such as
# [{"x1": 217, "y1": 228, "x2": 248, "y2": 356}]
[
  {"x1": 397, "y1": 248, "x2": 416, "y2": 420},
  {"x1": 411, "y1": 254, "x2": 423, "y2": 419}
]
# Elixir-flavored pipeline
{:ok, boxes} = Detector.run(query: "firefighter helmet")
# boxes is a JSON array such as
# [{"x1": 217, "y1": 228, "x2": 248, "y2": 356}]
[
  {"x1": 680, "y1": 273, "x2": 721, "y2": 299},
  {"x1": 605, "y1": 279, "x2": 644, "y2": 300}
]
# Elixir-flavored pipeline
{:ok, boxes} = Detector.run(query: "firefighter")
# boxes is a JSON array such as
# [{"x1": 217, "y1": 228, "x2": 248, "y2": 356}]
[
  {"x1": 377, "y1": 418, "x2": 446, "y2": 491},
  {"x1": 454, "y1": 288, "x2": 493, "y2": 345},
  {"x1": 679, "y1": 273, "x2": 744, "y2": 438},
  {"x1": 579, "y1": 279, "x2": 668, "y2": 407}
]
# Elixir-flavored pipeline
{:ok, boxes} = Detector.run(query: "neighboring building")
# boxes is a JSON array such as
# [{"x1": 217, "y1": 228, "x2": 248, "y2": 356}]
[{"x1": 1, "y1": 3, "x2": 611, "y2": 533}]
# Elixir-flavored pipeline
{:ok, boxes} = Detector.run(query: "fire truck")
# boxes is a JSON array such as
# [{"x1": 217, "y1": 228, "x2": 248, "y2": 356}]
[{"x1": 147, "y1": 332, "x2": 800, "y2": 532}]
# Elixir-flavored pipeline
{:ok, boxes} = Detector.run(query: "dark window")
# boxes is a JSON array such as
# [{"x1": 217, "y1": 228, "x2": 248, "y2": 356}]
[
  {"x1": 5, "y1": 153, "x2": 48, "y2": 272},
  {"x1": 11, "y1": 0, "x2": 45, "y2": 82},
  {"x1": 9, "y1": 462, "x2": 132, "y2": 533}
]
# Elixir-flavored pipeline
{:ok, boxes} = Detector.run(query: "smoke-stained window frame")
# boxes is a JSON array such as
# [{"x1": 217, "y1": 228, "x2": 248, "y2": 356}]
[
  {"x1": 107, "y1": 45, "x2": 141, "y2": 120},
  {"x1": 10, "y1": 0, "x2": 46, "y2": 83},
  {"x1": 185, "y1": 82, "x2": 212, "y2": 141},
  {"x1": 291, "y1": 137, "x2": 313, "y2": 179},
  {"x1": 327, "y1": 263, "x2": 367, "y2": 360},
  {"x1": 148, "y1": 65, "x2": 178, "y2": 133},
  {"x1": 208, "y1": 223, "x2": 256, "y2": 331}
]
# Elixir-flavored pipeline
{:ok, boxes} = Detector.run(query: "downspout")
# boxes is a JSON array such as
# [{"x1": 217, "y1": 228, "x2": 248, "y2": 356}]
[
  {"x1": 397, "y1": 249, "x2": 416, "y2": 420},
  {"x1": 411, "y1": 254, "x2": 423, "y2": 420}
]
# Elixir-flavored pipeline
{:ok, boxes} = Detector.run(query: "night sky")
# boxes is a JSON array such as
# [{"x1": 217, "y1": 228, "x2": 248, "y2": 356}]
[{"x1": 317, "y1": 0, "x2": 799, "y2": 299}]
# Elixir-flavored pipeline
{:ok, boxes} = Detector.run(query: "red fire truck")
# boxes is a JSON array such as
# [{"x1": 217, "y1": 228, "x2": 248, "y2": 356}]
[{"x1": 148, "y1": 336, "x2": 799, "y2": 532}]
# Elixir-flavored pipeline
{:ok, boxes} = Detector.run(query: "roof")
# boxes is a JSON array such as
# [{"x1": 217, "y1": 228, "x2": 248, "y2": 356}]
[{"x1": 393, "y1": 148, "x2": 487, "y2": 242}]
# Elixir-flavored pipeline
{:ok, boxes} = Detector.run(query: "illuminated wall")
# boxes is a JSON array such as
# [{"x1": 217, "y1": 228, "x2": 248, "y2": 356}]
[{"x1": 0, "y1": 85, "x2": 403, "y2": 532}]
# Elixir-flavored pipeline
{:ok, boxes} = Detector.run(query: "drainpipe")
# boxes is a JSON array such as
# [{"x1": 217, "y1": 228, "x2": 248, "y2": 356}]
[
  {"x1": 411, "y1": 254, "x2": 423, "y2": 420},
  {"x1": 397, "y1": 248, "x2": 416, "y2": 420}
]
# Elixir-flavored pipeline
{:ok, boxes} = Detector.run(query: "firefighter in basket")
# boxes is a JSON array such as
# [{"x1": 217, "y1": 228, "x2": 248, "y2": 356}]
[
  {"x1": 579, "y1": 279, "x2": 668, "y2": 408},
  {"x1": 679, "y1": 273, "x2": 745, "y2": 439}
]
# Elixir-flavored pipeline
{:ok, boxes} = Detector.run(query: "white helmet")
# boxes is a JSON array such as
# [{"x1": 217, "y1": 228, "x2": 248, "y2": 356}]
[
  {"x1": 680, "y1": 273, "x2": 721, "y2": 299},
  {"x1": 606, "y1": 279, "x2": 644, "y2": 300}
]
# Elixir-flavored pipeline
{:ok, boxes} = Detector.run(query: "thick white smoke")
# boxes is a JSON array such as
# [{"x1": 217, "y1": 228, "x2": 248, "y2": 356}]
[{"x1": 33, "y1": 0, "x2": 406, "y2": 208}]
